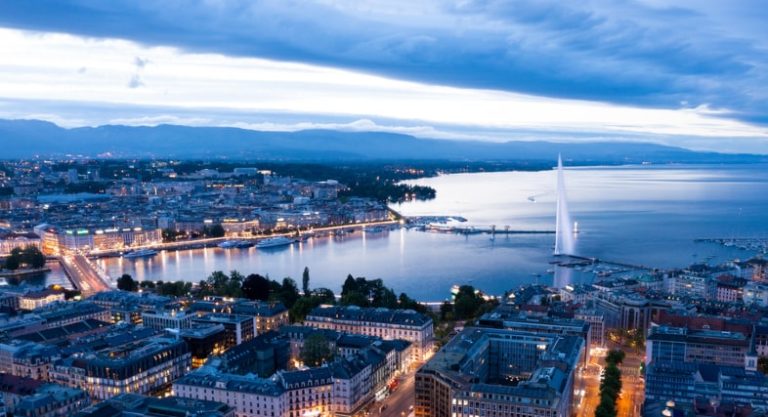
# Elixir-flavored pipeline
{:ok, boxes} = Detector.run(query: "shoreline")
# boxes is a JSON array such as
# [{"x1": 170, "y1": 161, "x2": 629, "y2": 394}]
[
  {"x1": 88, "y1": 219, "x2": 402, "y2": 259},
  {"x1": 0, "y1": 267, "x2": 51, "y2": 278}
]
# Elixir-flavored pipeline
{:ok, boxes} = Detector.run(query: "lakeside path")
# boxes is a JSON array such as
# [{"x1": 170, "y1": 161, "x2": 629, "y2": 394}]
[{"x1": 88, "y1": 219, "x2": 402, "y2": 258}]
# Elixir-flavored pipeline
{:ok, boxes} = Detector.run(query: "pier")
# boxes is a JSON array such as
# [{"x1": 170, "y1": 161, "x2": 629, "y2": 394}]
[
  {"x1": 424, "y1": 224, "x2": 555, "y2": 235},
  {"x1": 60, "y1": 254, "x2": 112, "y2": 296},
  {"x1": 557, "y1": 254, "x2": 656, "y2": 272}
]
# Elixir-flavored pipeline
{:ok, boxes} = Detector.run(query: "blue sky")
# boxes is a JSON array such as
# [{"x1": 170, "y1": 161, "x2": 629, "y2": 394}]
[{"x1": 0, "y1": 0, "x2": 767, "y2": 152}]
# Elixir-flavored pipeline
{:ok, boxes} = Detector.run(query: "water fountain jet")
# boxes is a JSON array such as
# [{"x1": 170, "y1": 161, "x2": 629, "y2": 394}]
[{"x1": 554, "y1": 154, "x2": 575, "y2": 255}]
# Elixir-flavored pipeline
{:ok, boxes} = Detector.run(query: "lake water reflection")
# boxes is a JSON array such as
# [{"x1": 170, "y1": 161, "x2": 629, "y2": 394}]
[{"x1": 78, "y1": 164, "x2": 768, "y2": 299}]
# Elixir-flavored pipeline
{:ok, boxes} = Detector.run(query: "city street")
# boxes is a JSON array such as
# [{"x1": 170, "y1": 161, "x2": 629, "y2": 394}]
[
  {"x1": 579, "y1": 349, "x2": 644, "y2": 417},
  {"x1": 369, "y1": 368, "x2": 417, "y2": 417},
  {"x1": 577, "y1": 356, "x2": 604, "y2": 417}
]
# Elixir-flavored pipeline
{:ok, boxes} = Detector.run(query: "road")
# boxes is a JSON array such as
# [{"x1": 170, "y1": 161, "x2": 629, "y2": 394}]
[
  {"x1": 369, "y1": 368, "x2": 417, "y2": 417},
  {"x1": 580, "y1": 349, "x2": 644, "y2": 417},
  {"x1": 577, "y1": 356, "x2": 603, "y2": 417},
  {"x1": 617, "y1": 370, "x2": 644, "y2": 417},
  {"x1": 60, "y1": 254, "x2": 112, "y2": 296},
  {"x1": 617, "y1": 352, "x2": 645, "y2": 417}
]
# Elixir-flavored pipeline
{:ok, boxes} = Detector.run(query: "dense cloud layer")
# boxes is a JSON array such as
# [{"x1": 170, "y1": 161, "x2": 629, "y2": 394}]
[
  {"x1": 1, "y1": 0, "x2": 765, "y2": 120},
  {"x1": 0, "y1": 0, "x2": 766, "y2": 151}
]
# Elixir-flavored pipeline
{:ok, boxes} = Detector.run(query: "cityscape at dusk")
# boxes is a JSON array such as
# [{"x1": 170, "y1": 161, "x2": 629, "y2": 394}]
[{"x1": 1, "y1": 2, "x2": 768, "y2": 417}]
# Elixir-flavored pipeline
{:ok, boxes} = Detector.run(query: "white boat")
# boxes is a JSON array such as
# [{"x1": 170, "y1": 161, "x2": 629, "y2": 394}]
[
  {"x1": 256, "y1": 236, "x2": 295, "y2": 249},
  {"x1": 123, "y1": 249, "x2": 158, "y2": 258},
  {"x1": 218, "y1": 240, "x2": 241, "y2": 249}
]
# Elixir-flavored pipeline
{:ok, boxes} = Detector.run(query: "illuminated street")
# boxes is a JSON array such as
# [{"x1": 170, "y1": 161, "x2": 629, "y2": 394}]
[
  {"x1": 61, "y1": 254, "x2": 112, "y2": 295},
  {"x1": 617, "y1": 353, "x2": 645, "y2": 417},
  {"x1": 370, "y1": 368, "x2": 417, "y2": 417},
  {"x1": 578, "y1": 353, "x2": 604, "y2": 417},
  {"x1": 579, "y1": 349, "x2": 644, "y2": 417}
]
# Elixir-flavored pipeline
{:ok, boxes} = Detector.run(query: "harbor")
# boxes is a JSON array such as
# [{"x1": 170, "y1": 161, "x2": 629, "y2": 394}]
[
  {"x1": 695, "y1": 237, "x2": 768, "y2": 254},
  {"x1": 88, "y1": 219, "x2": 401, "y2": 258}
]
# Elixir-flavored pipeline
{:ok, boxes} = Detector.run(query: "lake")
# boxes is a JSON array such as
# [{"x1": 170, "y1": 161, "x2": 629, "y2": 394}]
[{"x1": 41, "y1": 164, "x2": 768, "y2": 300}]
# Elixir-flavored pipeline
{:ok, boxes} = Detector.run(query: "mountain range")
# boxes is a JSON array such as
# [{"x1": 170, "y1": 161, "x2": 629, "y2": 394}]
[{"x1": 0, "y1": 119, "x2": 764, "y2": 163}]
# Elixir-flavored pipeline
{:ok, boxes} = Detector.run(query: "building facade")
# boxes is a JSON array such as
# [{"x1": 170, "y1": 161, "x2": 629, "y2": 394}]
[
  {"x1": 50, "y1": 337, "x2": 191, "y2": 400},
  {"x1": 305, "y1": 306, "x2": 433, "y2": 361},
  {"x1": 415, "y1": 327, "x2": 584, "y2": 417},
  {"x1": 173, "y1": 368, "x2": 335, "y2": 417},
  {"x1": 646, "y1": 325, "x2": 750, "y2": 367}
]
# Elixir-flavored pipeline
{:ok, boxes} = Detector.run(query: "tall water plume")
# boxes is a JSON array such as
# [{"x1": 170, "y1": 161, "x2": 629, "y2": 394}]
[{"x1": 554, "y1": 154, "x2": 575, "y2": 255}]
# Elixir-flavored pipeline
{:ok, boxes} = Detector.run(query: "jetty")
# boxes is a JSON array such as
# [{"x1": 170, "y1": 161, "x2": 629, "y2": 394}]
[
  {"x1": 556, "y1": 254, "x2": 656, "y2": 272},
  {"x1": 425, "y1": 224, "x2": 555, "y2": 235}
]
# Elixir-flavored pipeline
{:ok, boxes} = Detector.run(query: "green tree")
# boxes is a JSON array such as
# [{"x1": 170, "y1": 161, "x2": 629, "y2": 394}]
[
  {"x1": 439, "y1": 301, "x2": 453, "y2": 321},
  {"x1": 595, "y1": 354, "x2": 623, "y2": 417},
  {"x1": 278, "y1": 278, "x2": 300, "y2": 308},
  {"x1": 300, "y1": 333, "x2": 334, "y2": 367},
  {"x1": 4, "y1": 246, "x2": 45, "y2": 270},
  {"x1": 311, "y1": 288, "x2": 336, "y2": 304},
  {"x1": 204, "y1": 224, "x2": 225, "y2": 238},
  {"x1": 342, "y1": 274, "x2": 357, "y2": 295},
  {"x1": 157, "y1": 281, "x2": 192, "y2": 296},
  {"x1": 606, "y1": 349, "x2": 626, "y2": 366},
  {"x1": 225, "y1": 270, "x2": 244, "y2": 298},
  {"x1": 117, "y1": 274, "x2": 138, "y2": 292},
  {"x1": 162, "y1": 228, "x2": 182, "y2": 242},
  {"x1": 242, "y1": 273, "x2": 272, "y2": 301},
  {"x1": 341, "y1": 290, "x2": 369, "y2": 307},
  {"x1": 758, "y1": 357, "x2": 768, "y2": 375},
  {"x1": 4, "y1": 252, "x2": 20, "y2": 270},
  {"x1": 453, "y1": 285, "x2": 483, "y2": 319},
  {"x1": 200, "y1": 270, "x2": 243, "y2": 298},
  {"x1": 140, "y1": 280, "x2": 156, "y2": 289},
  {"x1": 290, "y1": 296, "x2": 323, "y2": 323},
  {"x1": 371, "y1": 282, "x2": 398, "y2": 308},
  {"x1": 207, "y1": 271, "x2": 230, "y2": 294},
  {"x1": 24, "y1": 246, "x2": 46, "y2": 269},
  {"x1": 398, "y1": 293, "x2": 427, "y2": 313},
  {"x1": 302, "y1": 267, "x2": 310, "y2": 295}
]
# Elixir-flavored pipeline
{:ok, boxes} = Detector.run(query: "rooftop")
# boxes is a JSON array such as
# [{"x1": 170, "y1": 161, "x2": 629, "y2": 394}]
[
  {"x1": 307, "y1": 305, "x2": 432, "y2": 327},
  {"x1": 420, "y1": 327, "x2": 583, "y2": 401}
]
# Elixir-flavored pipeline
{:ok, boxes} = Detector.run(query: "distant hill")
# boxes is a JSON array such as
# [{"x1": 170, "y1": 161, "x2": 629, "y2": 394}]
[{"x1": 0, "y1": 119, "x2": 764, "y2": 163}]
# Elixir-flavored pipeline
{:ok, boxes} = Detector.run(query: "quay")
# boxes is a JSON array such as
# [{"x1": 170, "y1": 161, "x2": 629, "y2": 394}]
[
  {"x1": 558, "y1": 254, "x2": 656, "y2": 272},
  {"x1": 59, "y1": 254, "x2": 112, "y2": 296},
  {"x1": 0, "y1": 266, "x2": 52, "y2": 278},
  {"x1": 424, "y1": 224, "x2": 555, "y2": 235},
  {"x1": 88, "y1": 219, "x2": 401, "y2": 258}
]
